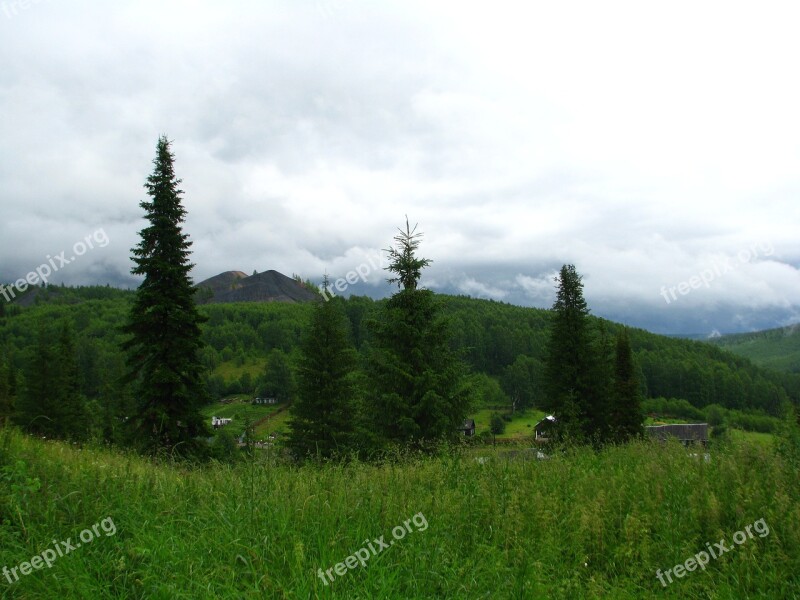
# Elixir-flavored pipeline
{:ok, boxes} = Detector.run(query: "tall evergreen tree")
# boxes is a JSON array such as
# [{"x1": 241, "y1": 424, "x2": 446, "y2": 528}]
[
  {"x1": 609, "y1": 327, "x2": 644, "y2": 442},
  {"x1": 543, "y1": 264, "x2": 600, "y2": 441},
  {"x1": 287, "y1": 278, "x2": 359, "y2": 459},
  {"x1": 368, "y1": 219, "x2": 470, "y2": 447},
  {"x1": 121, "y1": 136, "x2": 209, "y2": 456},
  {"x1": 588, "y1": 323, "x2": 615, "y2": 439}
]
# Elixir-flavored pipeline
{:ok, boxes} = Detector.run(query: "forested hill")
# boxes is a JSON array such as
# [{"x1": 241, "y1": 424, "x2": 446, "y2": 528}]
[
  {"x1": 708, "y1": 325, "x2": 800, "y2": 374},
  {"x1": 0, "y1": 286, "x2": 797, "y2": 430}
]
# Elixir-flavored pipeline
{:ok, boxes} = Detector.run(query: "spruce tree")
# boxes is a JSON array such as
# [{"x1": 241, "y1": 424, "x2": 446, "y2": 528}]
[
  {"x1": 609, "y1": 328, "x2": 644, "y2": 442},
  {"x1": 368, "y1": 219, "x2": 470, "y2": 447},
  {"x1": 287, "y1": 278, "x2": 359, "y2": 459},
  {"x1": 122, "y1": 136, "x2": 209, "y2": 456},
  {"x1": 543, "y1": 264, "x2": 597, "y2": 441}
]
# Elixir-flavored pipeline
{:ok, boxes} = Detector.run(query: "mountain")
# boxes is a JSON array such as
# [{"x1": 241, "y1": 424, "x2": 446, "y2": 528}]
[
  {"x1": 194, "y1": 270, "x2": 248, "y2": 296},
  {"x1": 708, "y1": 324, "x2": 800, "y2": 373},
  {"x1": 195, "y1": 270, "x2": 318, "y2": 304}
]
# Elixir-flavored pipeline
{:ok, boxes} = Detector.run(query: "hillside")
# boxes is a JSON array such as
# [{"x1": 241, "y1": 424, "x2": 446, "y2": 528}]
[
  {"x1": 708, "y1": 324, "x2": 800, "y2": 373},
  {"x1": 1, "y1": 286, "x2": 798, "y2": 431}
]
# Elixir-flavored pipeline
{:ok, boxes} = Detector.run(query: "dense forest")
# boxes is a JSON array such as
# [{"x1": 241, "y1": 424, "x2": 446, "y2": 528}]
[
  {"x1": 709, "y1": 324, "x2": 800, "y2": 373},
  {"x1": 1, "y1": 282, "x2": 797, "y2": 443}
]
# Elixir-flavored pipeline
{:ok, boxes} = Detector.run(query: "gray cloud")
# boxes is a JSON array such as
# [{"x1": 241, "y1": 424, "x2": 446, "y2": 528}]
[{"x1": 1, "y1": 0, "x2": 799, "y2": 333}]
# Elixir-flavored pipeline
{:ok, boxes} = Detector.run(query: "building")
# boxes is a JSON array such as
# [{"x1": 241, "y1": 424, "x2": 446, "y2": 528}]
[
  {"x1": 461, "y1": 419, "x2": 476, "y2": 436},
  {"x1": 646, "y1": 423, "x2": 708, "y2": 446},
  {"x1": 211, "y1": 416, "x2": 233, "y2": 429},
  {"x1": 252, "y1": 397, "x2": 277, "y2": 405},
  {"x1": 534, "y1": 415, "x2": 556, "y2": 441}
]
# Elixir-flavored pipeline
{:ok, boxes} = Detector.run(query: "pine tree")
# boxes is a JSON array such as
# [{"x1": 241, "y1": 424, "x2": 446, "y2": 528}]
[
  {"x1": 287, "y1": 278, "x2": 359, "y2": 459},
  {"x1": 121, "y1": 136, "x2": 210, "y2": 457},
  {"x1": 368, "y1": 219, "x2": 470, "y2": 447},
  {"x1": 543, "y1": 264, "x2": 599, "y2": 442},
  {"x1": 609, "y1": 328, "x2": 644, "y2": 442}
]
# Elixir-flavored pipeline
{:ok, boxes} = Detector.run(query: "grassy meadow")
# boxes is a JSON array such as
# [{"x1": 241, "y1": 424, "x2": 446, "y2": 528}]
[{"x1": 1, "y1": 428, "x2": 799, "y2": 599}]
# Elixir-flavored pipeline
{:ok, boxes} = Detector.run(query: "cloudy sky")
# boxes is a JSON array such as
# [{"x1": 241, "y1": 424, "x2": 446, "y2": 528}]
[{"x1": 2, "y1": 0, "x2": 799, "y2": 334}]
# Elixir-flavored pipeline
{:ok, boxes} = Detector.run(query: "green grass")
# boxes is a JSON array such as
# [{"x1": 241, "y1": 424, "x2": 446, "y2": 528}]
[
  {"x1": 201, "y1": 400, "x2": 285, "y2": 439},
  {"x1": 2, "y1": 427, "x2": 798, "y2": 598},
  {"x1": 645, "y1": 416, "x2": 704, "y2": 425},
  {"x1": 500, "y1": 409, "x2": 546, "y2": 439},
  {"x1": 468, "y1": 408, "x2": 546, "y2": 440},
  {"x1": 727, "y1": 428, "x2": 775, "y2": 446},
  {"x1": 253, "y1": 406, "x2": 291, "y2": 438},
  {"x1": 214, "y1": 359, "x2": 267, "y2": 382}
]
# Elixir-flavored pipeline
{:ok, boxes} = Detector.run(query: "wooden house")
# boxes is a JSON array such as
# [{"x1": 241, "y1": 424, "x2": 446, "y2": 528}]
[
  {"x1": 534, "y1": 415, "x2": 556, "y2": 441},
  {"x1": 461, "y1": 419, "x2": 476, "y2": 436}
]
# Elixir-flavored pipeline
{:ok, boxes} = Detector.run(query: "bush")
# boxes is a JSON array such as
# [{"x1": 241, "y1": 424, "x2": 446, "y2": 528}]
[
  {"x1": 490, "y1": 413, "x2": 506, "y2": 435},
  {"x1": 642, "y1": 397, "x2": 704, "y2": 421},
  {"x1": 727, "y1": 410, "x2": 778, "y2": 433},
  {"x1": 704, "y1": 404, "x2": 726, "y2": 426}
]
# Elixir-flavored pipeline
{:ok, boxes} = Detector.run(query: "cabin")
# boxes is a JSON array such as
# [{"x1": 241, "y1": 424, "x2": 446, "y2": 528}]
[
  {"x1": 534, "y1": 415, "x2": 556, "y2": 441},
  {"x1": 646, "y1": 423, "x2": 708, "y2": 446},
  {"x1": 211, "y1": 416, "x2": 233, "y2": 429},
  {"x1": 461, "y1": 419, "x2": 476, "y2": 436}
]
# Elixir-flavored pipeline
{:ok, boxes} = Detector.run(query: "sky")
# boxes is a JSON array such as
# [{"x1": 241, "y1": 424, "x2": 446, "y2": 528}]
[{"x1": 1, "y1": 0, "x2": 799, "y2": 335}]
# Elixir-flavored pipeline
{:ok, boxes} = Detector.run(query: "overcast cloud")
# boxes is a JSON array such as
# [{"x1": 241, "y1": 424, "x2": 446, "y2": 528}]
[{"x1": 1, "y1": 0, "x2": 799, "y2": 334}]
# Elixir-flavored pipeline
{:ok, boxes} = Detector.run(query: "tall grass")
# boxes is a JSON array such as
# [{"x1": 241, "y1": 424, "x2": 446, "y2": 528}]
[{"x1": 0, "y1": 428, "x2": 798, "y2": 598}]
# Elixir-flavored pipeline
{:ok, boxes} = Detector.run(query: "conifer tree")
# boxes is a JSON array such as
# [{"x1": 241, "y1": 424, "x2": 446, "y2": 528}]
[
  {"x1": 609, "y1": 327, "x2": 644, "y2": 442},
  {"x1": 122, "y1": 136, "x2": 209, "y2": 456},
  {"x1": 543, "y1": 264, "x2": 598, "y2": 441},
  {"x1": 287, "y1": 277, "x2": 359, "y2": 459},
  {"x1": 368, "y1": 219, "x2": 470, "y2": 447},
  {"x1": 587, "y1": 323, "x2": 616, "y2": 440}
]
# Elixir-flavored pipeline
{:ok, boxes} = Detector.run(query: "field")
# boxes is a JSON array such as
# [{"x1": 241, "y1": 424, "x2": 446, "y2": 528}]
[
  {"x1": 469, "y1": 408, "x2": 546, "y2": 441},
  {"x1": 201, "y1": 398, "x2": 286, "y2": 439},
  {"x1": 1, "y1": 428, "x2": 798, "y2": 598}
]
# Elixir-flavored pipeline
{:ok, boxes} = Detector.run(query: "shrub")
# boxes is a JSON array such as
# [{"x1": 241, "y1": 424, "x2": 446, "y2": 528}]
[{"x1": 490, "y1": 413, "x2": 506, "y2": 435}]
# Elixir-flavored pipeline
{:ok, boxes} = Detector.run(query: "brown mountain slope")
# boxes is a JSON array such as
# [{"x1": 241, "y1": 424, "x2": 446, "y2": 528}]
[{"x1": 196, "y1": 270, "x2": 318, "y2": 304}]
